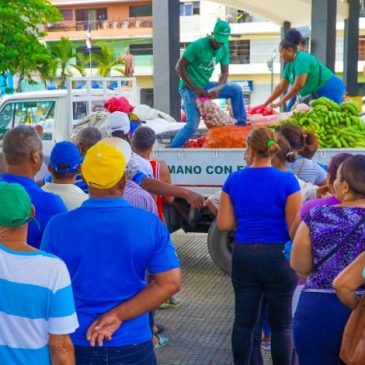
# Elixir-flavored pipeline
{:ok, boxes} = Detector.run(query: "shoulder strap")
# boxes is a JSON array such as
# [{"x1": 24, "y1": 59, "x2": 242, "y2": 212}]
[
  {"x1": 296, "y1": 158, "x2": 305, "y2": 179},
  {"x1": 314, "y1": 214, "x2": 365, "y2": 270}
]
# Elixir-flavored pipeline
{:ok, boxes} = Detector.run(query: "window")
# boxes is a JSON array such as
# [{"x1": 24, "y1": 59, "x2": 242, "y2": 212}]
[
  {"x1": 359, "y1": 37, "x2": 365, "y2": 61},
  {"x1": 129, "y1": 5, "x2": 152, "y2": 17},
  {"x1": 180, "y1": 2, "x2": 200, "y2": 16},
  {"x1": 180, "y1": 42, "x2": 191, "y2": 50},
  {"x1": 129, "y1": 43, "x2": 153, "y2": 56},
  {"x1": 76, "y1": 8, "x2": 107, "y2": 27},
  {"x1": 0, "y1": 101, "x2": 56, "y2": 140},
  {"x1": 60, "y1": 9, "x2": 73, "y2": 21},
  {"x1": 229, "y1": 40, "x2": 250, "y2": 64}
]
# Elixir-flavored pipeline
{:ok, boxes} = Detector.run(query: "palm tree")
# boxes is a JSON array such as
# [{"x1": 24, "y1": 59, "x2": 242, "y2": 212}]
[
  {"x1": 48, "y1": 37, "x2": 85, "y2": 88},
  {"x1": 92, "y1": 42, "x2": 125, "y2": 77},
  {"x1": 38, "y1": 57, "x2": 57, "y2": 89}
]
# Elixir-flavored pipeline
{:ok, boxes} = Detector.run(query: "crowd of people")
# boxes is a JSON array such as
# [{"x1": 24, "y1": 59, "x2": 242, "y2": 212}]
[
  {"x1": 1, "y1": 110, "x2": 364, "y2": 365},
  {"x1": 0, "y1": 19, "x2": 363, "y2": 365},
  {"x1": 217, "y1": 125, "x2": 365, "y2": 365}
]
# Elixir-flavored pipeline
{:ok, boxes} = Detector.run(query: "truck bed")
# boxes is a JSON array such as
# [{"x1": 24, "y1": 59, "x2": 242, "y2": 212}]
[{"x1": 153, "y1": 148, "x2": 365, "y2": 195}]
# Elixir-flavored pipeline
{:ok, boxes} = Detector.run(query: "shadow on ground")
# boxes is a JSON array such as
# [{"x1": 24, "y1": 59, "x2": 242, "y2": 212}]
[{"x1": 155, "y1": 231, "x2": 272, "y2": 365}]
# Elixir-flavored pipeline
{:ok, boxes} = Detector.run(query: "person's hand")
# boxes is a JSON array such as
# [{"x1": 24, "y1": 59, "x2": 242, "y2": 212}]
[
  {"x1": 192, "y1": 87, "x2": 209, "y2": 97},
  {"x1": 269, "y1": 102, "x2": 282, "y2": 109},
  {"x1": 316, "y1": 184, "x2": 331, "y2": 198},
  {"x1": 184, "y1": 190, "x2": 205, "y2": 209},
  {"x1": 208, "y1": 90, "x2": 219, "y2": 99},
  {"x1": 86, "y1": 310, "x2": 122, "y2": 347}
]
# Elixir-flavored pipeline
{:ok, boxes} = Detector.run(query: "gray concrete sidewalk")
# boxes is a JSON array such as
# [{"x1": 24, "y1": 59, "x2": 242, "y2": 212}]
[{"x1": 155, "y1": 231, "x2": 272, "y2": 365}]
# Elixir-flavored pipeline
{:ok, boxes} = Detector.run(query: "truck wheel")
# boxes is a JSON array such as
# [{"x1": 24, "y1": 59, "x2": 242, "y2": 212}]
[{"x1": 207, "y1": 219, "x2": 233, "y2": 275}]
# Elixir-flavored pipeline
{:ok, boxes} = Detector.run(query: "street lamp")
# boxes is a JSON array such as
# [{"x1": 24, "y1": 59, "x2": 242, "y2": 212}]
[{"x1": 267, "y1": 49, "x2": 277, "y2": 92}]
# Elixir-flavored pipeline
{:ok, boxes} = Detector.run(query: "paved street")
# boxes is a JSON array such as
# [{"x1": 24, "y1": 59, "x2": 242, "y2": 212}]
[{"x1": 155, "y1": 231, "x2": 272, "y2": 365}]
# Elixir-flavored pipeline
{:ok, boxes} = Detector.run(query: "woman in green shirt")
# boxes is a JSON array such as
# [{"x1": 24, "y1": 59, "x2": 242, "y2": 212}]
[{"x1": 264, "y1": 37, "x2": 345, "y2": 108}]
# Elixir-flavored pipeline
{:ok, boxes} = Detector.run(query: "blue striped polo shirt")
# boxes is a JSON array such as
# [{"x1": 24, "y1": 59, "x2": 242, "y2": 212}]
[
  {"x1": 0, "y1": 244, "x2": 79, "y2": 364},
  {"x1": 286, "y1": 156, "x2": 327, "y2": 185}
]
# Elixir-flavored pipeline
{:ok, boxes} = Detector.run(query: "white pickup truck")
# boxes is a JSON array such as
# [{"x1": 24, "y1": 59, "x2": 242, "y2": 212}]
[{"x1": 1, "y1": 77, "x2": 364, "y2": 273}]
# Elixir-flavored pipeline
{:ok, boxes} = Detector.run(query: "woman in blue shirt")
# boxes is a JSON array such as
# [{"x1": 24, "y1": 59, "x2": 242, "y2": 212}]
[{"x1": 218, "y1": 127, "x2": 302, "y2": 365}]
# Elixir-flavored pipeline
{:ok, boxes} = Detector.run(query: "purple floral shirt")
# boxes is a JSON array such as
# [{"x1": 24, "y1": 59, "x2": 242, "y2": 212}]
[{"x1": 303, "y1": 205, "x2": 365, "y2": 290}]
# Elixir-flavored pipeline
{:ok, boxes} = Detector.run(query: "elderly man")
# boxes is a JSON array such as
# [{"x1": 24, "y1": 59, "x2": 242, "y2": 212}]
[
  {"x1": 41, "y1": 142, "x2": 181, "y2": 364},
  {"x1": 74, "y1": 127, "x2": 103, "y2": 193},
  {"x1": 42, "y1": 141, "x2": 87, "y2": 210},
  {"x1": 0, "y1": 182, "x2": 78, "y2": 364},
  {"x1": 0, "y1": 126, "x2": 67, "y2": 247}
]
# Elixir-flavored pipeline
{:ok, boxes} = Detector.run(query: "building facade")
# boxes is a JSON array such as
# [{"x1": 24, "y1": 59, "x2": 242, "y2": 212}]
[{"x1": 42, "y1": 0, "x2": 365, "y2": 109}]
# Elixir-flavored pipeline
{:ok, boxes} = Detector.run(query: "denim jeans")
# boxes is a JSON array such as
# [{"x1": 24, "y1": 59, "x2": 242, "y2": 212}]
[
  {"x1": 170, "y1": 82, "x2": 247, "y2": 148},
  {"x1": 294, "y1": 291, "x2": 351, "y2": 365},
  {"x1": 75, "y1": 342, "x2": 157, "y2": 365},
  {"x1": 317, "y1": 76, "x2": 345, "y2": 104},
  {"x1": 231, "y1": 244, "x2": 297, "y2": 365}
]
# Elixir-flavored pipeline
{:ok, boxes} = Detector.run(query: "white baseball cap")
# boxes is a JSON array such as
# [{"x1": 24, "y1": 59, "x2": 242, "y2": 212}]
[
  {"x1": 106, "y1": 111, "x2": 130, "y2": 135},
  {"x1": 101, "y1": 136, "x2": 132, "y2": 162}
]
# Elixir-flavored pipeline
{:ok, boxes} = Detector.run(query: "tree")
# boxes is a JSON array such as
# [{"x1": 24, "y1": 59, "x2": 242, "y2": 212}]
[
  {"x1": 38, "y1": 57, "x2": 58, "y2": 89},
  {"x1": 92, "y1": 43, "x2": 125, "y2": 77},
  {"x1": 48, "y1": 37, "x2": 85, "y2": 88},
  {"x1": 0, "y1": 0, "x2": 61, "y2": 79}
]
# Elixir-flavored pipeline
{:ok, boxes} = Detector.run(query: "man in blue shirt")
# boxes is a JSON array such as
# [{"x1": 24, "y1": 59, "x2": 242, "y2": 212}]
[
  {"x1": 1, "y1": 126, "x2": 67, "y2": 248},
  {"x1": 41, "y1": 142, "x2": 181, "y2": 364}
]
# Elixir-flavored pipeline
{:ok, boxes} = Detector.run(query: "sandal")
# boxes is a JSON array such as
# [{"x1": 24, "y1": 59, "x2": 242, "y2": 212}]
[
  {"x1": 153, "y1": 334, "x2": 169, "y2": 350},
  {"x1": 153, "y1": 324, "x2": 165, "y2": 335}
]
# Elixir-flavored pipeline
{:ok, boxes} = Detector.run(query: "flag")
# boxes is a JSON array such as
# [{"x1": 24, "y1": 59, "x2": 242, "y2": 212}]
[{"x1": 86, "y1": 23, "x2": 92, "y2": 50}]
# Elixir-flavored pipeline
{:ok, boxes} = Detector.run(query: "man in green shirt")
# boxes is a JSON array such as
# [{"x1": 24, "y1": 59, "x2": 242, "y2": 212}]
[
  {"x1": 264, "y1": 37, "x2": 345, "y2": 108},
  {"x1": 170, "y1": 20, "x2": 247, "y2": 148}
]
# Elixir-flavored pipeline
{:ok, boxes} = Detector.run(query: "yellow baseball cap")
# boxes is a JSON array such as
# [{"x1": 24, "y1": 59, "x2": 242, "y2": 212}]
[{"x1": 81, "y1": 142, "x2": 126, "y2": 189}]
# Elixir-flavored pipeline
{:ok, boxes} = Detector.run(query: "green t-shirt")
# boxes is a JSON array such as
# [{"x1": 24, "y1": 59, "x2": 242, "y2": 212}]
[
  {"x1": 362, "y1": 266, "x2": 365, "y2": 280},
  {"x1": 283, "y1": 51, "x2": 334, "y2": 96},
  {"x1": 179, "y1": 36, "x2": 230, "y2": 89}
]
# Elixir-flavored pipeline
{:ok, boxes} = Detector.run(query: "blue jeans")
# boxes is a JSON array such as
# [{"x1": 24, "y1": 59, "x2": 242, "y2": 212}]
[
  {"x1": 316, "y1": 76, "x2": 345, "y2": 104},
  {"x1": 294, "y1": 291, "x2": 351, "y2": 365},
  {"x1": 170, "y1": 82, "x2": 247, "y2": 148},
  {"x1": 75, "y1": 342, "x2": 157, "y2": 365},
  {"x1": 231, "y1": 244, "x2": 297, "y2": 365}
]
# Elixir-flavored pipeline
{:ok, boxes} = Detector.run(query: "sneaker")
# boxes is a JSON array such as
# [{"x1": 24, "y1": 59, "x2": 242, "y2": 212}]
[
  {"x1": 153, "y1": 334, "x2": 169, "y2": 350},
  {"x1": 159, "y1": 296, "x2": 181, "y2": 309},
  {"x1": 260, "y1": 341, "x2": 271, "y2": 351}
]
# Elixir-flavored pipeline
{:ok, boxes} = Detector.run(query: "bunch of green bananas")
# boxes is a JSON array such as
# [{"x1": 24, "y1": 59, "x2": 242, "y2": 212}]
[{"x1": 280, "y1": 97, "x2": 365, "y2": 148}]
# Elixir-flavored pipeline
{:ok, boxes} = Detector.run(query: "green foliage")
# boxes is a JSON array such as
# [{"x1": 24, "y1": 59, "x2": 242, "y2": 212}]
[
  {"x1": 92, "y1": 43, "x2": 125, "y2": 77},
  {"x1": 48, "y1": 37, "x2": 85, "y2": 88},
  {"x1": 0, "y1": 0, "x2": 61, "y2": 76}
]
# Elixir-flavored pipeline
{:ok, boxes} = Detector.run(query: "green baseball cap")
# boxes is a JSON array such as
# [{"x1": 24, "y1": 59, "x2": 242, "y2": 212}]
[
  {"x1": 0, "y1": 183, "x2": 33, "y2": 227},
  {"x1": 213, "y1": 20, "x2": 231, "y2": 43}
]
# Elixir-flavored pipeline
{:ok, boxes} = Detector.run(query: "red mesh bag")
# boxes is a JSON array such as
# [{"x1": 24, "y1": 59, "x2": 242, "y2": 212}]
[
  {"x1": 196, "y1": 97, "x2": 235, "y2": 128},
  {"x1": 104, "y1": 96, "x2": 133, "y2": 113},
  {"x1": 202, "y1": 125, "x2": 253, "y2": 148}
]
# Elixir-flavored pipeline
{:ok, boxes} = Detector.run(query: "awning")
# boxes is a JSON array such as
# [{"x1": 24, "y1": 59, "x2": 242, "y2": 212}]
[{"x1": 209, "y1": 0, "x2": 349, "y2": 27}]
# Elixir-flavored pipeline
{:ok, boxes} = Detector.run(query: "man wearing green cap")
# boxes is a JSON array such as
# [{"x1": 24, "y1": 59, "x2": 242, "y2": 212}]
[
  {"x1": 170, "y1": 19, "x2": 247, "y2": 148},
  {"x1": 0, "y1": 182, "x2": 78, "y2": 364}
]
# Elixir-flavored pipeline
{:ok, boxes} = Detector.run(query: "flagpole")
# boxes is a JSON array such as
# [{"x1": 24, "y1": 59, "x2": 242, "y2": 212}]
[
  {"x1": 89, "y1": 48, "x2": 92, "y2": 77},
  {"x1": 86, "y1": 21, "x2": 92, "y2": 77}
]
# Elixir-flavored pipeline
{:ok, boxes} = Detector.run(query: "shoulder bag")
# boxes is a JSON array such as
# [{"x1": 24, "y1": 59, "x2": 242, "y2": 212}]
[{"x1": 340, "y1": 292, "x2": 365, "y2": 365}]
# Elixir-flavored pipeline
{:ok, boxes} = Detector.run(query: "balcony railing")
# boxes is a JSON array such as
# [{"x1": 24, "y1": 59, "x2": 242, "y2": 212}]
[{"x1": 46, "y1": 17, "x2": 153, "y2": 32}]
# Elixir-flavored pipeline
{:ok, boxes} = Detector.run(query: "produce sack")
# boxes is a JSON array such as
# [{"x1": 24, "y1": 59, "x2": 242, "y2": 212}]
[
  {"x1": 202, "y1": 125, "x2": 253, "y2": 148},
  {"x1": 196, "y1": 97, "x2": 234, "y2": 128},
  {"x1": 104, "y1": 96, "x2": 133, "y2": 113}
]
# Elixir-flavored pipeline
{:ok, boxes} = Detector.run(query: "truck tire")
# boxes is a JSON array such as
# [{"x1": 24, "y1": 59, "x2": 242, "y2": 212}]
[{"x1": 207, "y1": 219, "x2": 233, "y2": 275}]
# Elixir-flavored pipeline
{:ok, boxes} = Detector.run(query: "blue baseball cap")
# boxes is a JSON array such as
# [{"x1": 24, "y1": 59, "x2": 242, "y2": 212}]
[{"x1": 50, "y1": 141, "x2": 82, "y2": 174}]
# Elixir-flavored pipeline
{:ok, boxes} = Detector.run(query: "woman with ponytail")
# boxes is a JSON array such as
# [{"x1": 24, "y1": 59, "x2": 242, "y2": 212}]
[
  {"x1": 218, "y1": 127, "x2": 302, "y2": 365},
  {"x1": 263, "y1": 28, "x2": 345, "y2": 108},
  {"x1": 277, "y1": 123, "x2": 327, "y2": 185}
]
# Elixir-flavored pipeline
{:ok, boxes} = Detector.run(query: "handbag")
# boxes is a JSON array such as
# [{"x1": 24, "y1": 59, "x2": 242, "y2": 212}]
[{"x1": 340, "y1": 293, "x2": 365, "y2": 365}]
